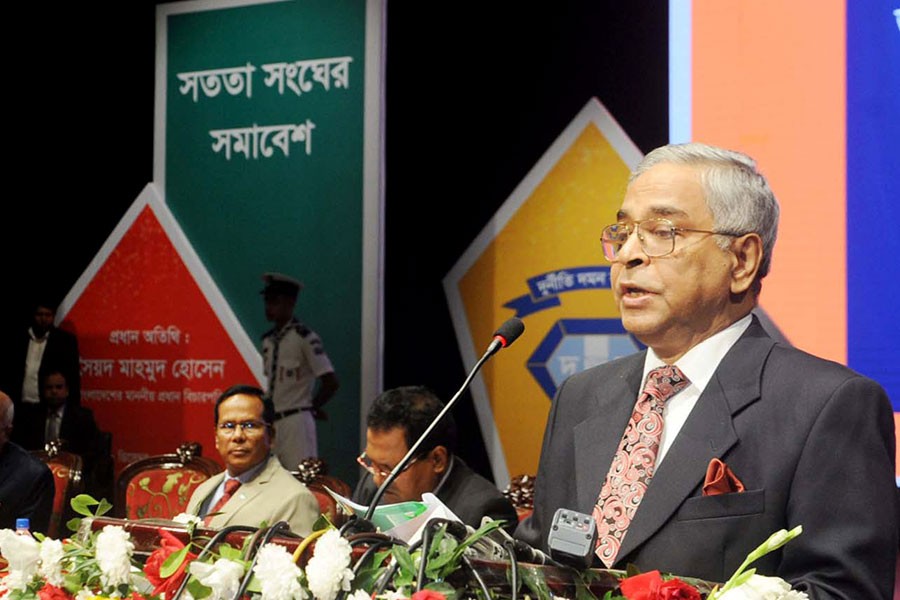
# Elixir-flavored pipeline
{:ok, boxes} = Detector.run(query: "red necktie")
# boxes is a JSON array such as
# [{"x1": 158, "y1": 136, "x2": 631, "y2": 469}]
[
  {"x1": 593, "y1": 365, "x2": 690, "y2": 567},
  {"x1": 204, "y1": 479, "x2": 241, "y2": 525}
]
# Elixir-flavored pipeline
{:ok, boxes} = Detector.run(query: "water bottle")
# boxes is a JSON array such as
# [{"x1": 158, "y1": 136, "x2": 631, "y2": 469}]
[{"x1": 15, "y1": 518, "x2": 30, "y2": 535}]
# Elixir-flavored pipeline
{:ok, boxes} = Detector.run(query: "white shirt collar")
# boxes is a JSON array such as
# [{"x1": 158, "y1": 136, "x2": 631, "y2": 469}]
[{"x1": 643, "y1": 314, "x2": 753, "y2": 393}]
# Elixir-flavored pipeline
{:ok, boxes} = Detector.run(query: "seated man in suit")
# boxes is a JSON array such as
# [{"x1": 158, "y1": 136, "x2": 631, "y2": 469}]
[
  {"x1": 0, "y1": 390, "x2": 54, "y2": 533},
  {"x1": 185, "y1": 384, "x2": 320, "y2": 536},
  {"x1": 352, "y1": 386, "x2": 518, "y2": 533}
]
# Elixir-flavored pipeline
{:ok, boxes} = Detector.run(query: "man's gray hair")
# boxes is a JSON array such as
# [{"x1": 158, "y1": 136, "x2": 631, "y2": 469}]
[{"x1": 630, "y1": 142, "x2": 780, "y2": 286}]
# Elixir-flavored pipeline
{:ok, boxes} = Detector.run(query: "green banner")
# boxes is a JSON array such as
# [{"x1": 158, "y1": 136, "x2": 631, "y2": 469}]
[{"x1": 155, "y1": 0, "x2": 382, "y2": 484}]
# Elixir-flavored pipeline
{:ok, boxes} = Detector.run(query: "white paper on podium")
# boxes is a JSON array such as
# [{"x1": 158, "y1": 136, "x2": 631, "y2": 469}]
[
  {"x1": 384, "y1": 493, "x2": 462, "y2": 545},
  {"x1": 325, "y1": 488, "x2": 463, "y2": 544}
]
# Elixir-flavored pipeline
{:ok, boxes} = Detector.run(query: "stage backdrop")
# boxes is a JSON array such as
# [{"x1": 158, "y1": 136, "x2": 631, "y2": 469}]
[
  {"x1": 60, "y1": 0, "x2": 384, "y2": 483},
  {"x1": 447, "y1": 2, "x2": 900, "y2": 486}
]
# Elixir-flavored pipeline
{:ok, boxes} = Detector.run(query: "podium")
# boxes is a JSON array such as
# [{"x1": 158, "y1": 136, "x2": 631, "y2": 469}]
[{"x1": 81, "y1": 517, "x2": 716, "y2": 598}]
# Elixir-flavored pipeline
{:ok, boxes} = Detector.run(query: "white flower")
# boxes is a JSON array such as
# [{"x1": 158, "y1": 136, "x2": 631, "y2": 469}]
[
  {"x1": 0, "y1": 529, "x2": 40, "y2": 592},
  {"x1": 39, "y1": 537, "x2": 66, "y2": 586},
  {"x1": 305, "y1": 529, "x2": 355, "y2": 600},
  {"x1": 714, "y1": 574, "x2": 809, "y2": 600},
  {"x1": 346, "y1": 591, "x2": 371, "y2": 600},
  {"x1": 95, "y1": 525, "x2": 136, "y2": 589},
  {"x1": 173, "y1": 513, "x2": 203, "y2": 527},
  {"x1": 253, "y1": 543, "x2": 308, "y2": 600},
  {"x1": 375, "y1": 589, "x2": 407, "y2": 600},
  {"x1": 189, "y1": 557, "x2": 245, "y2": 600},
  {"x1": 75, "y1": 590, "x2": 96, "y2": 600}
]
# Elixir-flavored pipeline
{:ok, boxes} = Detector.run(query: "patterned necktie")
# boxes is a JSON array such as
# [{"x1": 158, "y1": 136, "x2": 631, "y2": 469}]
[
  {"x1": 593, "y1": 365, "x2": 690, "y2": 567},
  {"x1": 204, "y1": 478, "x2": 241, "y2": 525}
]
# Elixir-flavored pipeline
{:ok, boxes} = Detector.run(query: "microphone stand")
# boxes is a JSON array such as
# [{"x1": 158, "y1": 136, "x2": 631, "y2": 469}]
[
  {"x1": 170, "y1": 525, "x2": 260, "y2": 600},
  {"x1": 361, "y1": 338, "x2": 505, "y2": 524}
]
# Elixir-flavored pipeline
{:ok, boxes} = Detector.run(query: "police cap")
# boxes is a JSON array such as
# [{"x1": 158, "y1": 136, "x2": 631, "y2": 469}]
[{"x1": 261, "y1": 272, "x2": 304, "y2": 298}]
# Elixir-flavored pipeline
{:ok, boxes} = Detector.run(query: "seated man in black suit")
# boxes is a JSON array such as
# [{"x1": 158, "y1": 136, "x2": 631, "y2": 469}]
[
  {"x1": 352, "y1": 385, "x2": 518, "y2": 533},
  {"x1": 17, "y1": 368, "x2": 107, "y2": 499},
  {"x1": 0, "y1": 389, "x2": 54, "y2": 533}
]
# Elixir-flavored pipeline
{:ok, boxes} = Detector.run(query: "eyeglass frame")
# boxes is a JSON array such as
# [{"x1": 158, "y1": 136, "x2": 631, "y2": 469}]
[
  {"x1": 217, "y1": 420, "x2": 269, "y2": 436},
  {"x1": 356, "y1": 451, "x2": 421, "y2": 479},
  {"x1": 601, "y1": 217, "x2": 746, "y2": 261}
]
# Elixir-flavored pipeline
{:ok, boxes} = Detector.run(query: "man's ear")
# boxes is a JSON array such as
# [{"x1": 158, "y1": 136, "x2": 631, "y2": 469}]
[
  {"x1": 730, "y1": 233, "x2": 763, "y2": 295},
  {"x1": 431, "y1": 446, "x2": 449, "y2": 474}
]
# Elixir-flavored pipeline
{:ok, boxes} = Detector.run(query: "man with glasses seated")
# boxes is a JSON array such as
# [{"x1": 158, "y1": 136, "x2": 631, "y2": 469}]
[
  {"x1": 352, "y1": 386, "x2": 518, "y2": 534},
  {"x1": 185, "y1": 384, "x2": 320, "y2": 535}
]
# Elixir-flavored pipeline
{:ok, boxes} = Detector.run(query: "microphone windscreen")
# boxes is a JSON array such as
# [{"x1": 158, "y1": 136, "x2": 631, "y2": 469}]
[{"x1": 493, "y1": 317, "x2": 525, "y2": 347}]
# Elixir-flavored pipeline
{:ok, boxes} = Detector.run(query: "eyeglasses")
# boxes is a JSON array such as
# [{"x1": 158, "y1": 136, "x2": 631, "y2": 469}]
[
  {"x1": 601, "y1": 218, "x2": 744, "y2": 261},
  {"x1": 217, "y1": 420, "x2": 268, "y2": 436},
  {"x1": 356, "y1": 452, "x2": 420, "y2": 478}
]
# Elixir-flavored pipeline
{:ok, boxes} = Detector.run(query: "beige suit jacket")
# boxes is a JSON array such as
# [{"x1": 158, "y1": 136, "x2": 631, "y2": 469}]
[{"x1": 186, "y1": 455, "x2": 319, "y2": 537}]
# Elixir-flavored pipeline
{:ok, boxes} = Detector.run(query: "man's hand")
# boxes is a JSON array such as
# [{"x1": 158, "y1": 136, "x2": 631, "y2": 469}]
[{"x1": 312, "y1": 407, "x2": 328, "y2": 421}]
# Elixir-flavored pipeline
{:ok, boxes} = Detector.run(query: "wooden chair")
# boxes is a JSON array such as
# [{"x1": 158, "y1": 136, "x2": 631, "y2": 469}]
[
  {"x1": 503, "y1": 473, "x2": 536, "y2": 522},
  {"x1": 31, "y1": 440, "x2": 84, "y2": 538},
  {"x1": 115, "y1": 442, "x2": 222, "y2": 520},
  {"x1": 292, "y1": 457, "x2": 353, "y2": 525}
]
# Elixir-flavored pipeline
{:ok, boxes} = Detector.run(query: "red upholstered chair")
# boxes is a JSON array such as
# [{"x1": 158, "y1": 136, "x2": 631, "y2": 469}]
[
  {"x1": 292, "y1": 457, "x2": 353, "y2": 526},
  {"x1": 115, "y1": 442, "x2": 222, "y2": 520},
  {"x1": 503, "y1": 474, "x2": 536, "y2": 522},
  {"x1": 31, "y1": 441, "x2": 84, "y2": 538}
]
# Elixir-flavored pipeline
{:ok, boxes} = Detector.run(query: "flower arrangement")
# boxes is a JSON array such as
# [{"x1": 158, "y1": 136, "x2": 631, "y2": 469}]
[{"x1": 0, "y1": 495, "x2": 807, "y2": 600}]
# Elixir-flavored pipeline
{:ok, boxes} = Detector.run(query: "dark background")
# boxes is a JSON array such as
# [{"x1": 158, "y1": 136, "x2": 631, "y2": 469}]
[{"x1": 0, "y1": 1, "x2": 667, "y2": 482}]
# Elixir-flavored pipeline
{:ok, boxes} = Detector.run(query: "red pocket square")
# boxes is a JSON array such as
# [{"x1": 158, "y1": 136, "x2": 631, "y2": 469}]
[{"x1": 703, "y1": 458, "x2": 745, "y2": 496}]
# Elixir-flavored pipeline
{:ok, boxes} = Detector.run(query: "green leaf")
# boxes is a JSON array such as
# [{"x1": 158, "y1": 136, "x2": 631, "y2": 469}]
[
  {"x1": 424, "y1": 580, "x2": 458, "y2": 600},
  {"x1": 520, "y1": 565, "x2": 554, "y2": 600},
  {"x1": 244, "y1": 573, "x2": 262, "y2": 594},
  {"x1": 70, "y1": 494, "x2": 100, "y2": 517},
  {"x1": 187, "y1": 578, "x2": 213, "y2": 600},
  {"x1": 96, "y1": 497, "x2": 113, "y2": 517},
  {"x1": 160, "y1": 545, "x2": 190, "y2": 578},
  {"x1": 392, "y1": 545, "x2": 416, "y2": 574},
  {"x1": 219, "y1": 544, "x2": 245, "y2": 562}
]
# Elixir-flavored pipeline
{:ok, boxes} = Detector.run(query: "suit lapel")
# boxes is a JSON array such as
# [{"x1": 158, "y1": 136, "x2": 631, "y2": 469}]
[
  {"x1": 196, "y1": 473, "x2": 225, "y2": 516},
  {"x1": 615, "y1": 319, "x2": 777, "y2": 560},
  {"x1": 574, "y1": 353, "x2": 645, "y2": 512},
  {"x1": 219, "y1": 457, "x2": 278, "y2": 526}
]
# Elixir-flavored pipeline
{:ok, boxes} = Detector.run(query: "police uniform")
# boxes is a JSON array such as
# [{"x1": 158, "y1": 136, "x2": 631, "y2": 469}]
[{"x1": 260, "y1": 273, "x2": 336, "y2": 469}]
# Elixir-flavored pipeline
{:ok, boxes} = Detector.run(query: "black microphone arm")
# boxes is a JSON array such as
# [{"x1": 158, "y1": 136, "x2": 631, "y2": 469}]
[{"x1": 360, "y1": 317, "x2": 525, "y2": 523}]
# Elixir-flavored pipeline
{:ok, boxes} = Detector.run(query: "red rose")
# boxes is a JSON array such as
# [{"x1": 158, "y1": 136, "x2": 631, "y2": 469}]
[
  {"x1": 410, "y1": 591, "x2": 447, "y2": 600},
  {"x1": 658, "y1": 578, "x2": 702, "y2": 600},
  {"x1": 618, "y1": 571, "x2": 701, "y2": 600},
  {"x1": 38, "y1": 584, "x2": 74, "y2": 600},
  {"x1": 143, "y1": 529, "x2": 198, "y2": 597},
  {"x1": 619, "y1": 570, "x2": 663, "y2": 600}
]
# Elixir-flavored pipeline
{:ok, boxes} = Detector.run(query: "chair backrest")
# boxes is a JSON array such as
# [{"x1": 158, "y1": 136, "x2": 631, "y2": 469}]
[
  {"x1": 31, "y1": 441, "x2": 84, "y2": 539},
  {"x1": 115, "y1": 442, "x2": 222, "y2": 520},
  {"x1": 503, "y1": 474, "x2": 536, "y2": 522},
  {"x1": 292, "y1": 457, "x2": 353, "y2": 525}
]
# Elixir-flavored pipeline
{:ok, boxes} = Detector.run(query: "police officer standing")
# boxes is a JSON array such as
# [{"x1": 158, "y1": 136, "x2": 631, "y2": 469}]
[{"x1": 260, "y1": 272, "x2": 340, "y2": 470}]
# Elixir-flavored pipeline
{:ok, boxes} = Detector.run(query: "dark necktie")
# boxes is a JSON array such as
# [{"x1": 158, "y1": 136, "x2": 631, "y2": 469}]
[
  {"x1": 204, "y1": 478, "x2": 241, "y2": 525},
  {"x1": 593, "y1": 365, "x2": 690, "y2": 567}
]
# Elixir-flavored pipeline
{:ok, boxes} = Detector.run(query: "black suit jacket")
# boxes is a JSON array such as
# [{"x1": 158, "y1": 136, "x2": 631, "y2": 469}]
[
  {"x1": 4, "y1": 325, "x2": 81, "y2": 407},
  {"x1": 353, "y1": 456, "x2": 519, "y2": 533},
  {"x1": 0, "y1": 441, "x2": 55, "y2": 534},
  {"x1": 14, "y1": 402, "x2": 99, "y2": 454},
  {"x1": 515, "y1": 316, "x2": 898, "y2": 599}
]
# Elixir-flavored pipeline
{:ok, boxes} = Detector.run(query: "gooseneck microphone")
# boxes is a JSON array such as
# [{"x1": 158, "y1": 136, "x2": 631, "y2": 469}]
[{"x1": 358, "y1": 317, "x2": 525, "y2": 524}]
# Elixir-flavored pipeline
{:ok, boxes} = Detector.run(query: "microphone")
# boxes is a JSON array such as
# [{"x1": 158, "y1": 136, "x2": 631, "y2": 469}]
[
  {"x1": 354, "y1": 317, "x2": 525, "y2": 526},
  {"x1": 485, "y1": 317, "x2": 525, "y2": 357},
  {"x1": 473, "y1": 518, "x2": 562, "y2": 567}
]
